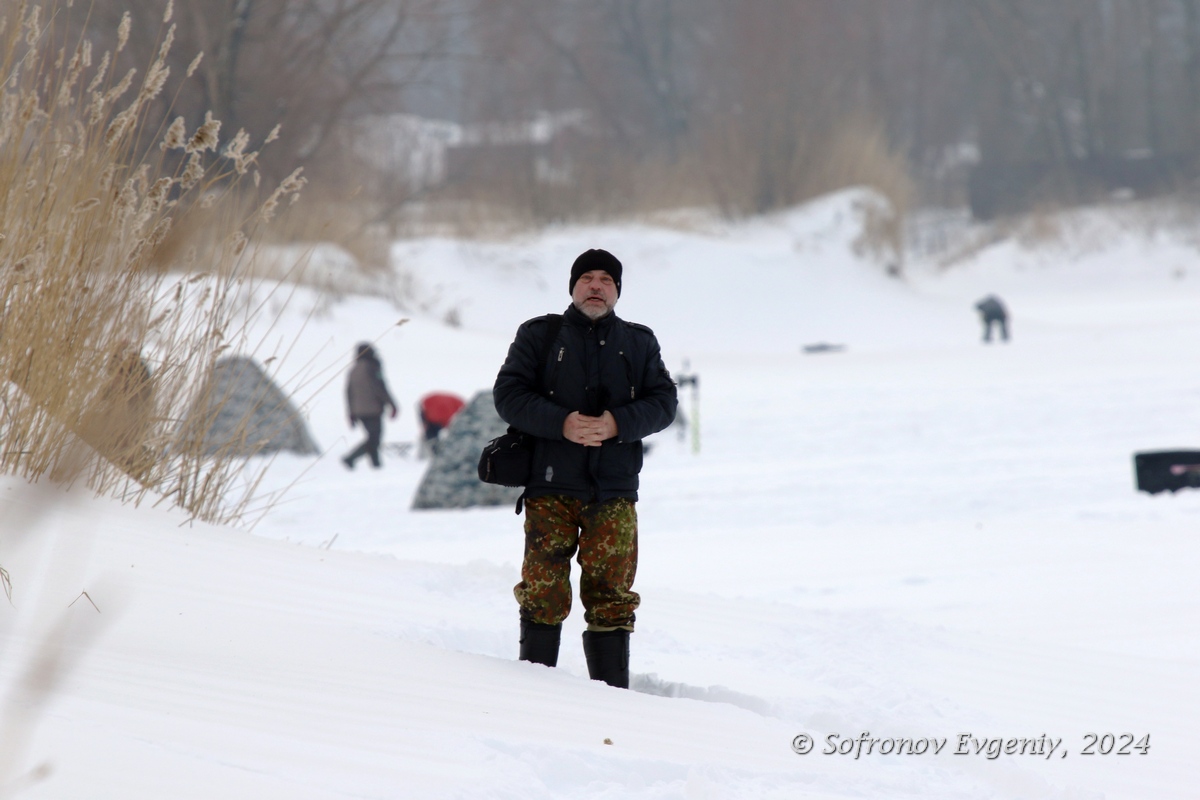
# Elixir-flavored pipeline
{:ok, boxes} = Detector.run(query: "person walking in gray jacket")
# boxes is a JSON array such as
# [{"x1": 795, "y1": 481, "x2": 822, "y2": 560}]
[{"x1": 342, "y1": 342, "x2": 397, "y2": 469}]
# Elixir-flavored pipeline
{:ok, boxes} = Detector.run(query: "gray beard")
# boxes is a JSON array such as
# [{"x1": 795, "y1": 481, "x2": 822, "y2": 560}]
[{"x1": 575, "y1": 299, "x2": 613, "y2": 320}]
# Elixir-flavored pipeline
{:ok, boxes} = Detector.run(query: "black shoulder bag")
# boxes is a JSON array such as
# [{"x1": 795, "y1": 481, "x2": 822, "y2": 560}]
[{"x1": 478, "y1": 315, "x2": 564, "y2": 492}]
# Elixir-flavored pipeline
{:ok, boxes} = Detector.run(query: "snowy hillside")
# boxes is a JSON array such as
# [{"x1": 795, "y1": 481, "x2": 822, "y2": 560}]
[{"x1": 2, "y1": 191, "x2": 1198, "y2": 799}]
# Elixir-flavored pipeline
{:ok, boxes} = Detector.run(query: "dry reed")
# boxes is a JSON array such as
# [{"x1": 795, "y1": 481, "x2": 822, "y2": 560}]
[
  {"x1": 0, "y1": 1, "x2": 309, "y2": 526},
  {"x1": 0, "y1": 6, "x2": 315, "y2": 794}
]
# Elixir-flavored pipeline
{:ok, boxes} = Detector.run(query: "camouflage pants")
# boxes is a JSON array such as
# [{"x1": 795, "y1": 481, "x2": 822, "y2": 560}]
[{"x1": 515, "y1": 495, "x2": 639, "y2": 631}]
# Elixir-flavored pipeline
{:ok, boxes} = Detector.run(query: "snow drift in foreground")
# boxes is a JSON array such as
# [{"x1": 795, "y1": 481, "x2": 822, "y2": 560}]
[{"x1": 2, "y1": 191, "x2": 1198, "y2": 799}]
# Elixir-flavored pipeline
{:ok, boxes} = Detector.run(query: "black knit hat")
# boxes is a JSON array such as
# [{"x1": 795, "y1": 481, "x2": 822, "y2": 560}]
[{"x1": 569, "y1": 248, "x2": 622, "y2": 297}]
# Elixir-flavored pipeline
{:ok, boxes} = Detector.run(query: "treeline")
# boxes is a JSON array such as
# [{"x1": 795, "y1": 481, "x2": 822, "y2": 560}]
[{"x1": 63, "y1": 0, "x2": 1200, "y2": 223}]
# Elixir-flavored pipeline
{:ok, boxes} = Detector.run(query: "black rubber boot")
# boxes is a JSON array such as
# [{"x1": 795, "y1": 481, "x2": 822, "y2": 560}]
[
  {"x1": 519, "y1": 621, "x2": 561, "y2": 667},
  {"x1": 582, "y1": 629, "x2": 630, "y2": 689}
]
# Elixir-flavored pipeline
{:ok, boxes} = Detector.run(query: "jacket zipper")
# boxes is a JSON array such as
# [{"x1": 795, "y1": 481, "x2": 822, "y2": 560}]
[
  {"x1": 621, "y1": 351, "x2": 636, "y2": 399},
  {"x1": 547, "y1": 346, "x2": 565, "y2": 396}
]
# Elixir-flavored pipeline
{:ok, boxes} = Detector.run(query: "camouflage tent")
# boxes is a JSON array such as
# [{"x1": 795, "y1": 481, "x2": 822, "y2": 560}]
[
  {"x1": 411, "y1": 390, "x2": 522, "y2": 510},
  {"x1": 183, "y1": 355, "x2": 319, "y2": 457}
]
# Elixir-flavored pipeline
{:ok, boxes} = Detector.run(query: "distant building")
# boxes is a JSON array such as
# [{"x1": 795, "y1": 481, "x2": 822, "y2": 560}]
[
  {"x1": 344, "y1": 114, "x2": 458, "y2": 194},
  {"x1": 344, "y1": 111, "x2": 588, "y2": 195}
]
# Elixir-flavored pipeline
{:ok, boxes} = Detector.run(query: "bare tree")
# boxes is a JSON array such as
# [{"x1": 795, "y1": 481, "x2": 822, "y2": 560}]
[
  {"x1": 69, "y1": 0, "x2": 1200, "y2": 221},
  {"x1": 78, "y1": 0, "x2": 449, "y2": 185}
]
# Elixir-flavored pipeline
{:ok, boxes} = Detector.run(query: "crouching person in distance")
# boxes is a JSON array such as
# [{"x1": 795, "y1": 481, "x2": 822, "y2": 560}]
[
  {"x1": 974, "y1": 294, "x2": 1010, "y2": 343},
  {"x1": 493, "y1": 248, "x2": 677, "y2": 688}
]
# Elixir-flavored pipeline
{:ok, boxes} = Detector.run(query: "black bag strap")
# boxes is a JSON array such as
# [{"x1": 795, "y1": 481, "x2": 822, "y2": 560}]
[{"x1": 514, "y1": 313, "x2": 565, "y2": 515}]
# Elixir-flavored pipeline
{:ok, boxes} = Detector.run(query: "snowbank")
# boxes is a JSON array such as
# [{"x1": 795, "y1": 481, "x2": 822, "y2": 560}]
[{"x1": 2, "y1": 192, "x2": 1197, "y2": 798}]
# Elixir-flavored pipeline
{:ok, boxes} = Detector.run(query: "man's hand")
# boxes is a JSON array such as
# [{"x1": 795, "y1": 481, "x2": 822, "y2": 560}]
[
  {"x1": 595, "y1": 410, "x2": 618, "y2": 441},
  {"x1": 389, "y1": 405, "x2": 398, "y2": 420},
  {"x1": 563, "y1": 411, "x2": 619, "y2": 446}
]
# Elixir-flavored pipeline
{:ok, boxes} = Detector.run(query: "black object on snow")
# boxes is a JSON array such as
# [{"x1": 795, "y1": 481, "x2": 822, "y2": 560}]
[
  {"x1": 802, "y1": 342, "x2": 846, "y2": 354},
  {"x1": 1133, "y1": 450, "x2": 1200, "y2": 494}
]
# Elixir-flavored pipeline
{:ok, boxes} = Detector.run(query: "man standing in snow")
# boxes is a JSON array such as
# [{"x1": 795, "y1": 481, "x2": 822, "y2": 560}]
[
  {"x1": 493, "y1": 248, "x2": 677, "y2": 688},
  {"x1": 342, "y1": 342, "x2": 398, "y2": 469}
]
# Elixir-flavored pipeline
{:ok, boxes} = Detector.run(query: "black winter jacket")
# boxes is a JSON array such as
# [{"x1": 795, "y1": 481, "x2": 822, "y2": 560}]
[{"x1": 494, "y1": 305, "x2": 677, "y2": 503}]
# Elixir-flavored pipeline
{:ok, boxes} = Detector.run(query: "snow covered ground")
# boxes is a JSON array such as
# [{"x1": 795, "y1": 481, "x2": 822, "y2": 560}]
[{"x1": 2, "y1": 191, "x2": 1199, "y2": 798}]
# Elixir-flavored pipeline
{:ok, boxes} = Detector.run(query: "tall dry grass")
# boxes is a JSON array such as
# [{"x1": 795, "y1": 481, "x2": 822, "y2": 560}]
[
  {"x1": 0, "y1": 1, "x2": 307, "y2": 525},
  {"x1": 1, "y1": 3, "x2": 312, "y2": 787},
  {"x1": 698, "y1": 112, "x2": 913, "y2": 221}
]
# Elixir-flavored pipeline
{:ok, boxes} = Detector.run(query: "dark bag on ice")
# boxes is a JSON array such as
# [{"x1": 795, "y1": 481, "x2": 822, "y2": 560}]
[
  {"x1": 478, "y1": 427, "x2": 533, "y2": 487},
  {"x1": 1133, "y1": 450, "x2": 1200, "y2": 494}
]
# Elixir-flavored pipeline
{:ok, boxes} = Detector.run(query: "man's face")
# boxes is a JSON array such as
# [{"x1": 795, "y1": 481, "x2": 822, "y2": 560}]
[{"x1": 571, "y1": 269, "x2": 618, "y2": 320}]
